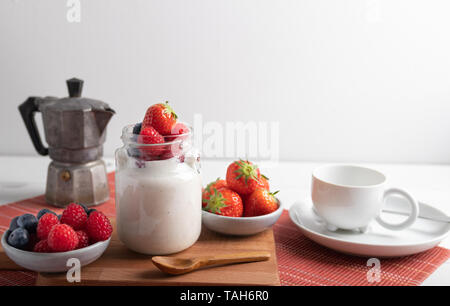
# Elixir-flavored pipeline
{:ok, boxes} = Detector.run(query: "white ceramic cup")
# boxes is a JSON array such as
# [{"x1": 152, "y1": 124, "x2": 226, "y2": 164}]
[{"x1": 311, "y1": 165, "x2": 419, "y2": 232}]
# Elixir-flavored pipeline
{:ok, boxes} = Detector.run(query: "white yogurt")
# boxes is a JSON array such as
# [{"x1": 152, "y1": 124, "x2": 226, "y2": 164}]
[{"x1": 115, "y1": 158, "x2": 202, "y2": 255}]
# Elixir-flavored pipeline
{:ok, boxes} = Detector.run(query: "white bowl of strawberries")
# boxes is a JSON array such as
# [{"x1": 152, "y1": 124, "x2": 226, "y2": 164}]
[
  {"x1": 1, "y1": 203, "x2": 112, "y2": 273},
  {"x1": 202, "y1": 160, "x2": 283, "y2": 236}
]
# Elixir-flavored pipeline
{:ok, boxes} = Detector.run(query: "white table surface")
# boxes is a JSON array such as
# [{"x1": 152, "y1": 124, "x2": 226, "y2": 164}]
[{"x1": 0, "y1": 156, "x2": 448, "y2": 285}]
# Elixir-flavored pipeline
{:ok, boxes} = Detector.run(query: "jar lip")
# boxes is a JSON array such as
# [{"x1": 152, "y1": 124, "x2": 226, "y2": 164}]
[{"x1": 121, "y1": 123, "x2": 193, "y2": 147}]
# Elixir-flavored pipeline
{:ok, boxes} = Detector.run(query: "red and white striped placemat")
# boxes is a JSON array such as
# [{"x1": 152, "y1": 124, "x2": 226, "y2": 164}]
[
  {"x1": 273, "y1": 211, "x2": 449, "y2": 285},
  {"x1": 0, "y1": 172, "x2": 449, "y2": 286}
]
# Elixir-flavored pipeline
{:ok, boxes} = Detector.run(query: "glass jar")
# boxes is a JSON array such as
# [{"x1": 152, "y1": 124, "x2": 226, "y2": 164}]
[{"x1": 115, "y1": 124, "x2": 201, "y2": 255}]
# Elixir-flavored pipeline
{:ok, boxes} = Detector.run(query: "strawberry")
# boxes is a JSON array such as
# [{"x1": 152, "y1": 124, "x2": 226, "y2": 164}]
[
  {"x1": 244, "y1": 189, "x2": 279, "y2": 217},
  {"x1": 257, "y1": 174, "x2": 270, "y2": 190},
  {"x1": 203, "y1": 188, "x2": 243, "y2": 217},
  {"x1": 138, "y1": 126, "x2": 165, "y2": 159},
  {"x1": 226, "y1": 160, "x2": 261, "y2": 196},
  {"x1": 142, "y1": 102, "x2": 178, "y2": 135},
  {"x1": 202, "y1": 178, "x2": 228, "y2": 207}
]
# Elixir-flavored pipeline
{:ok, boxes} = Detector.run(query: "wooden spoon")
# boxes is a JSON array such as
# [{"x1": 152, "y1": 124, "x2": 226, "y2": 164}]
[{"x1": 152, "y1": 251, "x2": 271, "y2": 275}]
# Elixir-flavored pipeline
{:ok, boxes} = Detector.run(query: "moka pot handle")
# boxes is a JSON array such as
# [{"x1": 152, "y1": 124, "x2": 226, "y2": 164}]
[{"x1": 18, "y1": 97, "x2": 48, "y2": 156}]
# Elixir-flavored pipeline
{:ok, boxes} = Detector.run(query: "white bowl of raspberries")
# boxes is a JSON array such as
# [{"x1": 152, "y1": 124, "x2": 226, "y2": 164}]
[
  {"x1": 202, "y1": 160, "x2": 283, "y2": 236},
  {"x1": 1, "y1": 203, "x2": 112, "y2": 273}
]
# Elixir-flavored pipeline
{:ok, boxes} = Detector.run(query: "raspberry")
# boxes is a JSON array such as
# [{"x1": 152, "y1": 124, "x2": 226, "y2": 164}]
[
  {"x1": 33, "y1": 239, "x2": 52, "y2": 253},
  {"x1": 86, "y1": 211, "x2": 112, "y2": 242},
  {"x1": 60, "y1": 203, "x2": 88, "y2": 230},
  {"x1": 78, "y1": 203, "x2": 90, "y2": 215},
  {"x1": 47, "y1": 224, "x2": 79, "y2": 252},
  {"x1": 76, "y1": 230, "x2": 89, "y2": 249},
  {"x1": 37, "y1": 213, "x2": 60, "y2": 240}
]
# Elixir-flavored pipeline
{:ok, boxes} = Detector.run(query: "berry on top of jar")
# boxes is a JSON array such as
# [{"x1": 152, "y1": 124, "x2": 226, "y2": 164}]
[{"x1": 131, "y1": 102, "x2": 190, "y2": 161}]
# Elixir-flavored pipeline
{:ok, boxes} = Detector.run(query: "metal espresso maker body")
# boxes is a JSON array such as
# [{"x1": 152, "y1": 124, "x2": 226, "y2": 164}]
[{"x1": 18, "y1": 78, "x2": 115, "y2": 207}]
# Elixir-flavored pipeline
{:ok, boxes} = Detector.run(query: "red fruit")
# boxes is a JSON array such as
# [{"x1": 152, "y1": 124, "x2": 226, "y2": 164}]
[
  {"x1": 161, "y1": 122, "x2": 190, "y2": 158},
  {"x1": 138, "y1": 126, "x2": 165, "y2": 160},
  {"x1": 171, "y1": 122, "x2": 189, "y2": 136},
  {"x1": 158, "y1": 148, "x2": 184, "y2": 161},
  {"x1": 86, "y1": 211, "x2": 113, "y2": 242},
  {"x1": 76, "y1": 230, "x2": 89, "y2": 249},
  {"x1": 47, "y1": 224, "x2": 79, "y2": 252},
  {"x1": 166, "y1": 122, "x2": 189, "y2": 142},
  {"x1": 37, "y1": 213, "x2": 60, "y2": 240},
  {"x1": 226, "y1": 160, "x2": 261, "y2": 196},
  {"x1": 139, "y1": 126, "x2": 165, "y2": 144},
  {"x1": 257, "y1": 174, "x2": 270, "y2": 190},
  {"x1": 142, "y1": 102, "x2": 178, "y2": 135},
  {"x1": 60, "y1": 203, "x2": 88, "y2": 230},
  {"x1": 202, "y1": 178, "x2": 228, "y2": 207},
  {"x1": 239, "y1": 175, "x2": 268, "y2": 208},
  {"x1": 244, "y1": 189, "x2": 279, "y2": 217},
  {"x1": 158, "y1": 141, "x2": 183, "y2": 160},
  {"x1": 33, "y1": 239, "x2": 52, "y2": 253},
  {"x1": 203, "y1": 188, "x2": 243, "y2": 217}
]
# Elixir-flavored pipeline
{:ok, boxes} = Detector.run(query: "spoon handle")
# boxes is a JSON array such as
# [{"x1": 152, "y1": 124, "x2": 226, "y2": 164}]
[{"x1": 197, "y1": 251, "x2": 270, "y2": 269}]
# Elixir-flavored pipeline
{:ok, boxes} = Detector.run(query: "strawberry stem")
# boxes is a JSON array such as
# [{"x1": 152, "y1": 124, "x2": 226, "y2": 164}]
[
  {"x1": 203, "y1": 189, "x2": 227, "y2": 214},
  {"x1": 164, "y1": 101, "x2": 178, "y2": 120},
  {"x1": 233, "y1": 159, "x2": 259, "y2": 185}
]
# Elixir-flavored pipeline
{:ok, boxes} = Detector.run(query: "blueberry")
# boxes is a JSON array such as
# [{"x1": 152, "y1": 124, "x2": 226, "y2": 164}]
[
  {"x1": 127, "y1": 147, "x2": 141, "y2": 158},
  {"x1": 17, "y1": 214, "x2": 38, "y2": 233},
  {"x1": 7, "y1": 228, "x2": 29, "y2": 250},
  {"x1": 133, "y1": 122, "x2": 142, "y2": 134},
  {"x1": 9, "y1": 216, "x2": 20, "y2": 232},
  {"x1": 87, "y1": 208, "x2": 97, "y2": 216},
  {"x1": 3, "y1": 230, "x2": 11, "y2": 242},
  {"x1": 37, "y1": 209, "x2": 56, "y2": 220}
]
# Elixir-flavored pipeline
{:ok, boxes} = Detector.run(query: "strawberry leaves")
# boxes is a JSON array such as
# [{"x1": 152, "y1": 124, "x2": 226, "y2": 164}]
[
  {"x1": 162, "y1": 101, "x2": 178, "y2": 120},
  {"x1": 202, "y1": 189, "x2": 227, "y2": 214},
  {"x1": 233, "y1": 159, "x2": 259, "y2": 185}
]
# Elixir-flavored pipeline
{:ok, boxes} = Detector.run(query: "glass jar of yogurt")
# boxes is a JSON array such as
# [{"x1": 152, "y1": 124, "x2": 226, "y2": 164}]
[{"x1": 115, "y1": 124, "x2": 201, "y2": 255}]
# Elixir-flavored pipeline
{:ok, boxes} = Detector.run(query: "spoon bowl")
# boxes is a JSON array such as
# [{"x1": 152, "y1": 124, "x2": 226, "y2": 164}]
[
  {"x1": 152, "y1": 251, "x2": 271, "y2": 275},
  {"x1": 152, "y1": 256, "x2": 200, "y2": 275}
]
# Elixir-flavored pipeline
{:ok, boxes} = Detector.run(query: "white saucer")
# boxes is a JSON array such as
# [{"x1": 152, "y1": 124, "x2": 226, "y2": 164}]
[{"x1": 289, "y1": 197, "x2": 450, "y2": 258}]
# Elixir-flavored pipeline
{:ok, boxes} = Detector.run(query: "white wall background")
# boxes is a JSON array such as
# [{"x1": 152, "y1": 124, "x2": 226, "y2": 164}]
[{"x1": 1, "y1": 0, "x2": 449, "y2": 163}]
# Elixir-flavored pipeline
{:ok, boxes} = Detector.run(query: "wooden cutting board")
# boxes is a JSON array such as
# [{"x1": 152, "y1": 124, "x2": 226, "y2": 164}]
[{"x1": 36, "y1": 223, "x2": 280, "y2": 286}]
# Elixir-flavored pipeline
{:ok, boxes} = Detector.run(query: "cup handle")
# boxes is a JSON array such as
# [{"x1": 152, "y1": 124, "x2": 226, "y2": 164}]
[{"x1": 375, "y1": 188, "x2": 419, "y2": 231}]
